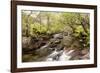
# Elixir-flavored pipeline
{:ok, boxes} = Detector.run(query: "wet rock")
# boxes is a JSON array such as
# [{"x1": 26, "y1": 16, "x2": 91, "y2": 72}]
[
  {"x1": 48, "y1": 38, "x2": 62, "y2": 48},
  {"x1": 35, "y1": 44, "x2": 54, "y2": 57},
  {"x1": 53, "y1": 33, "x2": 63, "y2": 39},
  {"x1": 62, "y1": 36, "x2": 73, "y2": 47},
  {"x1": 69, "y1": 50, "x2": 82, "y2": 60},
  {"x1": 54, "y1": 39, "x2": 61, "y2": 44},
  {"x1": 22, "y1": 36, "x2": 49, "y2": 53},
  {"x1": 81, "y1": 49, "x2": 89, "y2": 55},
  {"x1": 81, "y1": 53, "x2": 90, "y2": 59},
  {"x1": 69, "y1": 49, "x2": 90, "y2": 60}
]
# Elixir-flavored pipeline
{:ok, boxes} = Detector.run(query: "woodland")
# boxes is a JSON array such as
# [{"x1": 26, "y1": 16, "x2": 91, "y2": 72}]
[{"x1": 22, "y1": 10, "x2": 90, "y2": 62}]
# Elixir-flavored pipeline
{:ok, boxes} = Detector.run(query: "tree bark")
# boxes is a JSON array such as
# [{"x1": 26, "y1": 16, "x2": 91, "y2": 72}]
[{"x1": 26, "y1": 11, "x2": 33, "y2": 37}]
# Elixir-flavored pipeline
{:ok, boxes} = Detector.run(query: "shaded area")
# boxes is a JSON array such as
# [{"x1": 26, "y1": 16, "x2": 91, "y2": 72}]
[{"x1": 22, "y1": 11, "x2": 90, "y2": 62}]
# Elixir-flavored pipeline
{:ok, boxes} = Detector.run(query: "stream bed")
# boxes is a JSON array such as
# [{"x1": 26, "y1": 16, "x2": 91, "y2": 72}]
[{"x1": 22, "y1": 33, "x2": 90, "y2": 62}]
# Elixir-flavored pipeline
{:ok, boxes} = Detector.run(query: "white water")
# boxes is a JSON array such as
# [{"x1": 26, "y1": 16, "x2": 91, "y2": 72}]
[
  {"x1": 59, "y1": 50, "x2": 74, "y2": 61},
  {"x1": 46, "y1": 49, "x2": 75, "y2": 61}
]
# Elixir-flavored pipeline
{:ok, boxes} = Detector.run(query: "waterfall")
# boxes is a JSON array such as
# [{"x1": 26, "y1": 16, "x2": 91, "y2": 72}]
[
  {"x1": 45, "y1": 48, "x2": 75, "y2": 61},
  {"x1": 46, "y1": 49, "x2": 63, "y2": 61},
  {"x1": 59, "y1": 50, "x2": 74, "y2": 61}
]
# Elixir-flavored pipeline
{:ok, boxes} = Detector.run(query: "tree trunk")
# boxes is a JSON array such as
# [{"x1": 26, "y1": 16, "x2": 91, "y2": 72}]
[
  {"x1": 26, "y1": 11, "x2": 32, "y2": 37},
  {"x1": 47, "y1": 15, "x2": 50, "y2": 32}
]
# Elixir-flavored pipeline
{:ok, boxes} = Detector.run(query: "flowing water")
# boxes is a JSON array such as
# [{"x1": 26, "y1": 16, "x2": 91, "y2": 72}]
[
  {"x1": 22, "y1": 33, "x2": 89, "y2": 62},
  {"x1": 45, "y1": 48, "x2": 75, "y2": 61}
]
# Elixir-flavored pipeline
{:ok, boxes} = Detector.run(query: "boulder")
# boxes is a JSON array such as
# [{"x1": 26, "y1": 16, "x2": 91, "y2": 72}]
[
  {"x1": 53, "y1": 33, "x2": 63, "y2": 39},
  {"x1": 81, "y1": 49, "x2": 89, "y2": 55},
  {"x1": 62, "y1": 36, "x2": 73, "y2": 47},
  {"x1": 70, "y1": 50, "x2": 81, "y2": 59},
  {"x1": 35, "y1": 44, "x2": 53, "y2": 57},
  {"x1": 81, "y1": 53, "x2": 90, "y2": 59},
  {"x1": 22, "y1": 37, "x2": 31, "y2": 49}
]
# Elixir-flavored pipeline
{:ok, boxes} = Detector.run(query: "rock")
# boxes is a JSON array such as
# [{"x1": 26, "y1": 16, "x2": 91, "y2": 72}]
[
  {"x1": 81, "y1": 53, "x2": 90, "y2": 59},
  {"x1": 55, "y1": 44, "x2": 64, "y2": 51},
  {"x1": 22, "y1": 36, "x2": 48, "y2": 51},
  {"x1": 68, "y1": 50, "x2": 82, "y2": 60},
  {"x1": 54, "y1": 39, "x2": 61, "y2": 44},
  {"x1": 22, "y1": 37, "x2": 39, "y2": 49},
  {"x1": 71, "y1": 40, "x2": 81, "y2": 50},
  {"x1": 81, "y1": 49, "x2": 89, "y2": 55},
  {"x1": 53, "y1": 33, "x2": 63, "y2": 39},
  {"x1": 62, "y1": 36, "x2": 73, "y2": 47},
  {"x1": 48, "y1": 38, "x2": 62, "y2": 48},
  {"x1": 22, "y1": 37, "x2": 31, "y2": 49},
  {"x1": 35, "y1": 44, "x2": 53, "y2": 57}
]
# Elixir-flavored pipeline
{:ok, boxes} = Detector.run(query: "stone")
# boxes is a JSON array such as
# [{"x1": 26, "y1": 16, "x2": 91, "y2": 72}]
[
  {"x1": 53, "y1": 33, "x2": 63, "y2": 39},
  {"x1": 81, "y1": 53, "x2": 90, "y2": 59},
  {"x1": 22, "y1": 37, "x2": 31, "y2": 49},
  {"x1": 62, "y1": 36, "x2": 73, "y2": 47},
  {"x1": 81, "y1": 49, "x2": 89, "y2": 55}
]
